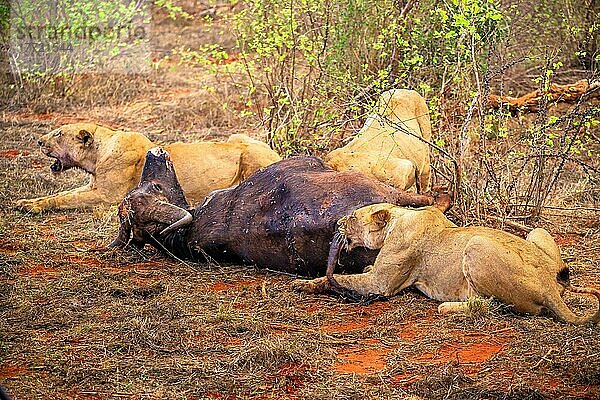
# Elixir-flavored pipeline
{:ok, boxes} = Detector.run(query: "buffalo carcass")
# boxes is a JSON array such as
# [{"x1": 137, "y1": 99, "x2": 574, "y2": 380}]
[{"x1": 110, "y1": 148, "x2": 449, "y2": 277}]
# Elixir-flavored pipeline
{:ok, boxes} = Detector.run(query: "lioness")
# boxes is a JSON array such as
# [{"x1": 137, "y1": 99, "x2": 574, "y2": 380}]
[
  {"x1": 293, "y1": 203, "x2": 600, "y2": 324},
  {"x1": 325, "y1": 89, "x2": 431, "y2": 192},
  {"x1": 16, "y1": 123, "x2": 281, "y2": 212}
]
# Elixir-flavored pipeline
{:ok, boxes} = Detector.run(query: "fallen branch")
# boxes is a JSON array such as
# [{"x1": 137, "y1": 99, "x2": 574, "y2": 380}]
[{"x1": 489, "y1": 79, "x2": 600, "y2": 113}]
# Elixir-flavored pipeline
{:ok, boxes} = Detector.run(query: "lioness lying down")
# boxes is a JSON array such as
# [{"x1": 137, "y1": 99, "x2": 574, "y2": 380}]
[
  {"x1": 293, "y1": 203, "x2": 600, "y2": 324},
  {"x1": 325, "y1": 89, "x2": 431, "y2": 192},
  {"x1": 16, "y1": 123, "x2": 281, "y2": 212}
]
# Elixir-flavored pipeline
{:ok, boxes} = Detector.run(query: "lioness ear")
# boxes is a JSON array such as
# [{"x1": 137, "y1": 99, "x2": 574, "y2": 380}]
[
  {"x1": 77, "y1": 129, "x2": 94, "y2": 147},
  {"x1": 371, "y1": 209, "x2": 391, "y2": 230}
]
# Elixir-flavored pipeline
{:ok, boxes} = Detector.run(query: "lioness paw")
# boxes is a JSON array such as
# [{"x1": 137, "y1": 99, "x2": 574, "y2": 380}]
[
  {"x1": 290, "y1": 278, "x2": 316, "y2": 293},
  {"x1": 15, "y1": 199, "x2": 47, "y2": 213},
  {"x1": 290, "y1": 277, "x2": 329, "y2": 293}
]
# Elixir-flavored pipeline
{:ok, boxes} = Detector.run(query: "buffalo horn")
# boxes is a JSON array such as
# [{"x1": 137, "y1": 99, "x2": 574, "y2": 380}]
[{"x1": 158, "y1": 202, "x2": 193, "y2": 235}]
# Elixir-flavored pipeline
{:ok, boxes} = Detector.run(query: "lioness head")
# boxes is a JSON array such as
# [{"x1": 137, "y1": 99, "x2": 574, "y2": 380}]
[
  {"x1": 37, "y1": 123, "x2": 99, "y2": 174},
  {"x1": 338, "y1": 203, "x2": 396, "y2": 250}
]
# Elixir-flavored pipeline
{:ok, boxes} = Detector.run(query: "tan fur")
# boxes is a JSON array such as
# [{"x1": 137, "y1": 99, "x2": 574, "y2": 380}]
[
  {"x1": 293, "y1": 203, "x2": 600, "y2": 324},
  {"x1": 16, "y1": 123, "x2": 281, "y2": 212},
  {"x1": 325, "y1": 89, "x2": 432, "y2": 192}
]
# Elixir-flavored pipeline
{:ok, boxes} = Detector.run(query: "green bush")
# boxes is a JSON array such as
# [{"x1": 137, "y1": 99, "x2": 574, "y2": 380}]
[{"x1": 230, "y1": 0, "x2": 507, "y2": 155}]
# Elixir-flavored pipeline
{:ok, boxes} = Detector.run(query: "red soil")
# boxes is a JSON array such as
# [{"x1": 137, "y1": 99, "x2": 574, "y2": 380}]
[
  {"x1": 225, "y1": 337, "x2": 243, "y2": 346},
  {"x1": 201, "y1": 393, "x2": 239, "y2": 400},
  {"x1": 334, "y1": 344, "x2": 389, "y2": 374},
  {"x1": 208, "y1": 280, "x2": 258, "y2": 292},
  {"x1": 275, "y1": 362, "x2": 308, "y2": 395},
  {"x1": 64, "y1": 255, "x2": 103, "y2": 268},
  {"x1": 20, "y1": 264, "x2": 59, "y2": 276},
  {"x1": 554, "y1": 233, "x2": 578, "y2": 246},
  {"x1": 0, "y1": 149, "x2": 30, "y2": 158},
  {"x1": 0, "y1": 239, "x2": 22, "y2": 254},
  {"x1": 363, "y1": 301, "x2": 393, "y2": 315},
  {"x1": 329, "y1": 309, "x2": 512, "y2": 375},
  {"x1": 416, "y1": 340, "x2": 507, "y2": 364},
  {"x1": 0, "y1": 364, "x2": 30, "y2": 379},
  {"x1": 321, "y1": 321, "x2": 368, "y2": 333},
  {"x1": 397, "y1": 324, "x2": 419, "y2": 340},
  {"x1": 106, "y1": 260, "x2": 163, "y2": 273},
  {"x1": 332, "y1": 334, "x2": 507, "y2": 375},
  {"x1": 305, "y1": 304, "x2": 319, "y2": 313}
]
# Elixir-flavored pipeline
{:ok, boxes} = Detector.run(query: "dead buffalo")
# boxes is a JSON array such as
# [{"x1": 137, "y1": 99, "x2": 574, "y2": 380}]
[{"x1": 109, "y1": 148, "x2": 448, "y2": 277}]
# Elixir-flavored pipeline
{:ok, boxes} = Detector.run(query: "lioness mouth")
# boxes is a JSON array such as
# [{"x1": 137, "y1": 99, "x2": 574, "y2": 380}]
[{"x1": 50, "y1": 158, "x2": 64, "y2": 173}]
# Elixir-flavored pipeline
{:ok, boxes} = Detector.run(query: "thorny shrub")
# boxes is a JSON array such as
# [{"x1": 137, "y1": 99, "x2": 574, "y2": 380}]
[
  {"x1": 188, "y1": 0, "x2": 599, "y2": 225},
  {"x1": 227, "y1": 0, "x2": 507, "y2": 156}
]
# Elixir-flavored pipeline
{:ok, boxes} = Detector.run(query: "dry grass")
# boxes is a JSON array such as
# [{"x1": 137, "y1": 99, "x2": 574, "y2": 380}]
[
  {"x1": 1, "y1": 120, "x2": 600, "y2": 400},
  {"x1": 1, "y1": 2, "x2": 600, "y2": 399}
]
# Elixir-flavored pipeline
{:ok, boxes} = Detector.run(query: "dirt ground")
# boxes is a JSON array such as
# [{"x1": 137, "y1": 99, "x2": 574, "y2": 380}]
[
  {"x1": 2, "y1": 3, "x2": 600, "y2": 400},
  {"x1": 2, "y1": 107, "x2": 600, "y2": 400}
]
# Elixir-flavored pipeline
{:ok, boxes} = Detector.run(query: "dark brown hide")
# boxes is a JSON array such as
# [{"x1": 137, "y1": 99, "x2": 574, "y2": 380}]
[{"x1": 112, "y1": 154, "x2": 435, "y2": 277}]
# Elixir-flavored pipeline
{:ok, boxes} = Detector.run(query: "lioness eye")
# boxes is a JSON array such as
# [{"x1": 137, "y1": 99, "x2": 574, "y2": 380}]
[
  {"x1": 53, "y1": 131, "x2": 61, "y2": 137},
  {"x1": 152, "y1": 183, "x2": 162, "y2": 192}
]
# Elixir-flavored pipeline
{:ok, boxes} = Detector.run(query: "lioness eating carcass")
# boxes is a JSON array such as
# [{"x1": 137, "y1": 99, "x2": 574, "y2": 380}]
[
  {"x1": 15, "y1": 123, "x2": 281, "y2": 212},
  {"x1": 109, "y1": 151, "x2": 450, "y2": 276},
  {"x1": 325, "y1": 89, "x2": 432, "y2": 192},
  {"x1": 293, "y1": 203, "x2": 600, "y2": 324}
]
